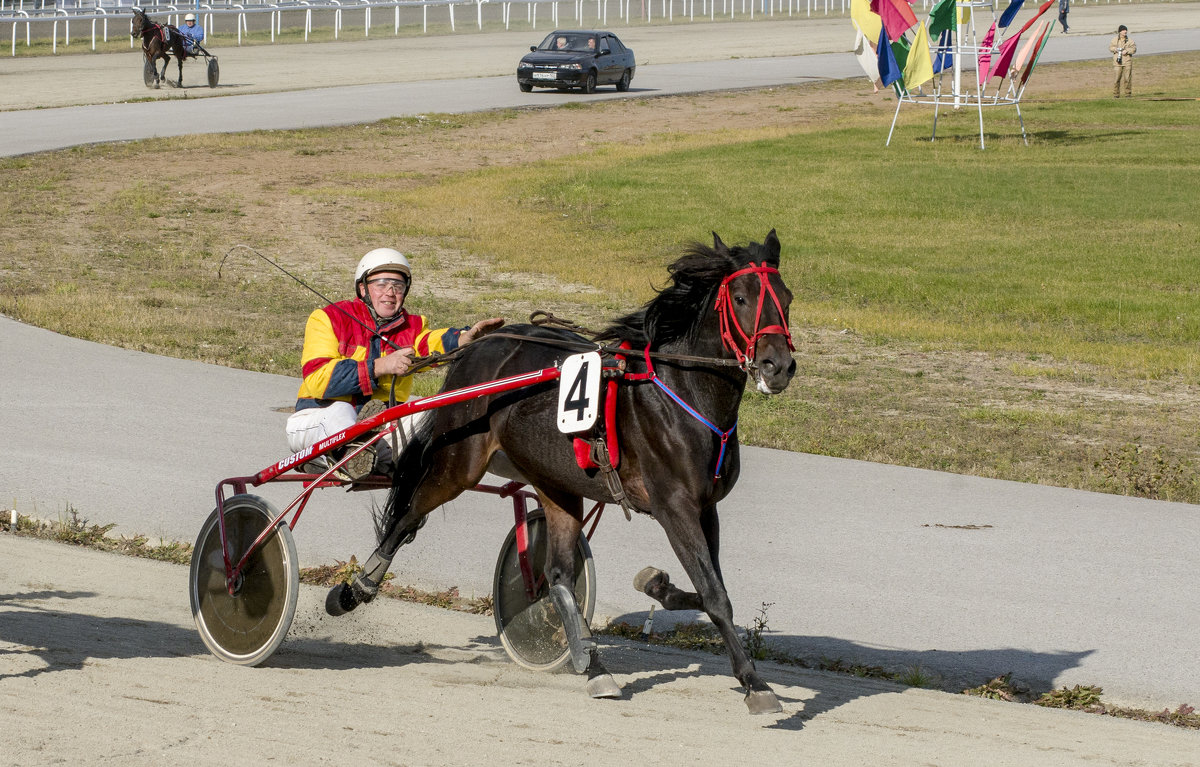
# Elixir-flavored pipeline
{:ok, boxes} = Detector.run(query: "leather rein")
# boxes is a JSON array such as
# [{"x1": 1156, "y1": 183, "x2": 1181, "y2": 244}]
[{"x1": 406, "y1": 263, "x2": 794, "y2": 376}]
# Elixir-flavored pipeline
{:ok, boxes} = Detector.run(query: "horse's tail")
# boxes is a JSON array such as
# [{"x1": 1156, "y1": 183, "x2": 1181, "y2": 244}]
[{"x1": 374, "y1": 413, "x2": 437, "y2": 545}]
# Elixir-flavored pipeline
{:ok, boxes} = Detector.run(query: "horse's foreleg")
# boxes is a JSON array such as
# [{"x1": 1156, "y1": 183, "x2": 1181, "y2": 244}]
[
  {"x1": 542, "y1": 491, "x2": 620, "y2": 699},
  {"x1": 176, "y1": 55, "x2": 184, "y2": 87},
  {"x1": 656, "y1": 505, "x2": 782, "y2": 715},
  {"x1": 634, "y1": 504, "x2": 720, "y2": 610},
  {"x1": 634, "y1": 566, "x2": 703, "y2": 610}
]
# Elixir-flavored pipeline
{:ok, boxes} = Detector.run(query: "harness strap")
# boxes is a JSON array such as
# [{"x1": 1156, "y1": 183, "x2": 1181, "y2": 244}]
[
  {"x1": 640, "y1": 344, "x2": 735, "y2": 481},
  {"x1": 590, "y1": 437, "x2": 633, "y2": 521}
]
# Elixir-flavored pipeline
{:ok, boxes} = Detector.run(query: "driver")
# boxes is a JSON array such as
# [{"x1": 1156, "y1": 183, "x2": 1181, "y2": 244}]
[
  {"x1": 178, "y1": 13, "x2": 204, "y2": 55},
  {"x1": 286, "y1": 248, "x2": 504, "y2": 480}
]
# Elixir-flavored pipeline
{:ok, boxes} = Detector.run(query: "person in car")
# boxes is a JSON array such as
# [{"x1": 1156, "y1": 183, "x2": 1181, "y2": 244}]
[{"x1": 286, "y1": 247, "x2": 503, "y2": 479}]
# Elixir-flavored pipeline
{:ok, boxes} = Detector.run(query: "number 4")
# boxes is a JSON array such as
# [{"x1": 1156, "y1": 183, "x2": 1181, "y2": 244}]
[{"x1": 557, "y1": 352, "x2": 601, "y2": 433}]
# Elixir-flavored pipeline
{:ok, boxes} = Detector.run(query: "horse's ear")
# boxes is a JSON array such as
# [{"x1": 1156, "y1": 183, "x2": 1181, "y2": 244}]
[
  {"x1": 763, "y1": 229, "x2": 781, "y2": 264},
  {"x1": 711, "y1": 232, "x2": 728, "y2": 254}
]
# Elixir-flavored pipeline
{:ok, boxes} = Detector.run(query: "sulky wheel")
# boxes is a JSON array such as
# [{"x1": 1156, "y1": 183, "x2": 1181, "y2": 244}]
[
  {"x1": 189, "y1": 494, "x2": 298, "y2": 666},
  {"x1": 493, "y1": 510, "x2": 596, "y2": 671},
  {"x1": 206, "y1": 57, "x2": 219, "y2": 89},
  {"x1": 143, "y1": 58, "x2": 155, "y2": 88}
]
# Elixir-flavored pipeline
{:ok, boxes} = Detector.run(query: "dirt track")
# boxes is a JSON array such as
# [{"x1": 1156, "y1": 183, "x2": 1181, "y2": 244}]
[{"x1": 3, "y1": 536, "x2": 1199, "y2": 766}]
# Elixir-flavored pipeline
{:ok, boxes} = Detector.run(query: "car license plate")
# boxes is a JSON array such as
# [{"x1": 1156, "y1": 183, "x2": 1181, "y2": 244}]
[{"x1": 533, "y1": 72, "x2": 556, "y2": 81}]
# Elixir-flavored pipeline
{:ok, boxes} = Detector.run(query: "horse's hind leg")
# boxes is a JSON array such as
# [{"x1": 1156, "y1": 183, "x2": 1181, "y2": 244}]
[
  {"x1": 654, "y1": 504, "x2": 782, "y2": 715},
  {"x1": 540, "y1": 489, "x2": 620, "y2": 699},
  {"x1": 325, "y1": 478, "x2": 451, "y2": 616},
  {"x1": 326, "y1": 429, "x2": 489, "y2": 615}
]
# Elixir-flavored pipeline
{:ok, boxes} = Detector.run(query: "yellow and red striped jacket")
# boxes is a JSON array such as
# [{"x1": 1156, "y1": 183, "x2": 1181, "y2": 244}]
[{"x1": 295, "y1": 299, "x2": 463, "y2": 411}]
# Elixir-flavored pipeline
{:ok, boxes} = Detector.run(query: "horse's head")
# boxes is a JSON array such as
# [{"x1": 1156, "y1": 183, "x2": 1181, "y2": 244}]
[
  {"x1": 712, "y1": 229, "x2": 796, "y2": 394},
  {"x1": 130, "y1": 8, "x2": 145, "y2": 37}
]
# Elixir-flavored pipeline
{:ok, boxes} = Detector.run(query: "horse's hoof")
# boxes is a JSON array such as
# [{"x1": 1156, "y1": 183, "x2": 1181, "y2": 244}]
[
  {"x1": 324, "y1": 583, "x2": 359, "y2": 616},
  {"x1": 633, "y1": 566, "x2": 667, "y2": 594},
  {"x1": 586, "y1": 673, "x2": 622, "y2": 699},
  {"x1": 745, "y1": 689, "x2": 783, "y2": 715}
]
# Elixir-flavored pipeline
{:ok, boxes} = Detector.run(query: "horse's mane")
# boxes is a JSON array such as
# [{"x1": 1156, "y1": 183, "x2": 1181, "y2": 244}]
[{"x1": 594, "y1": 231, "x2": 779, "y2": 348}]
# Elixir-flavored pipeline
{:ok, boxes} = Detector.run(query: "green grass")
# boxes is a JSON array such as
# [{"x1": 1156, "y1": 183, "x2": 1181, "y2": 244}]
[{"x1": 387, "y1": 97, "x2": 1200, "y2": 380}]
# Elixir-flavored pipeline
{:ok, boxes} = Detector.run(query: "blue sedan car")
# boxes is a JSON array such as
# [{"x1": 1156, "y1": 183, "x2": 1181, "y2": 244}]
[{"x1": 517, "y1": 30, "x2": 636, "y2": 94}]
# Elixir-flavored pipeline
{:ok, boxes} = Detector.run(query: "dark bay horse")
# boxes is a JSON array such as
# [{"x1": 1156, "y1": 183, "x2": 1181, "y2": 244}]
[
  {"x1": 131, "y1": 7, "x2": 186, "y2": 89},
  {"x1": 329, "y1": 230, "x2": 796, "y2": 714}
]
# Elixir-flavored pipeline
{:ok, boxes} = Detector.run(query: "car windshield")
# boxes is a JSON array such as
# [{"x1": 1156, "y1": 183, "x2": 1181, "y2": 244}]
[{"x1": 539, "y1": 33, "x2": 597, "y2": 52}]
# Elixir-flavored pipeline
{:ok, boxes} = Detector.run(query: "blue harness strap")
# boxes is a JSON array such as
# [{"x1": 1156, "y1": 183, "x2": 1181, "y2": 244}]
[
  {"x1": 650, "y1": 376, "x2": 736, "y2": 480},
  {"x1": 637, "y1": 344, "x2": 735, "y2": 481}
]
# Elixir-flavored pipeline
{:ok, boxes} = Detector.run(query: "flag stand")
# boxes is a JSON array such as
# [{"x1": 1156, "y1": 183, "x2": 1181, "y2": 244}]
[{"x1": 883, "y1": 0, "x2": 1053, "y2": 150}]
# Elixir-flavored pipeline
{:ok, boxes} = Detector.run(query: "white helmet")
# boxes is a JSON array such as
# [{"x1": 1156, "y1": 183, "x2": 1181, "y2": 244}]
[
  {"x1": 183, "y1": 13, "x2": 196, "y2": 21},
  {"x1": 354, "y1": 247, "x2": 411, "y2": 288}
]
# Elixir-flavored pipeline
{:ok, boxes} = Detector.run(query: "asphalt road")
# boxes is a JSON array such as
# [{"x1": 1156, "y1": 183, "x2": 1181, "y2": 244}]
[
  {"x1": 3, "y1": 9, "x2": 1199, "y2": 154},
  {"x1": 3, "y1": 9, "x2": 1200, "y2": 712}
]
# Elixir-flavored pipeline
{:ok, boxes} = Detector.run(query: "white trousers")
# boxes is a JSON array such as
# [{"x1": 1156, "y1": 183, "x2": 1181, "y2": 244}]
[{"x1": 285, "y1": 399, "x2": 429, "y2": 454}]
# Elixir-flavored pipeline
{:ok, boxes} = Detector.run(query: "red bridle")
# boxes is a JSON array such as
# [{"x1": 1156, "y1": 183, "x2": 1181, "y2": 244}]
[{"x1": 714, "y1": 262, "x2": 795, "y2": 369}]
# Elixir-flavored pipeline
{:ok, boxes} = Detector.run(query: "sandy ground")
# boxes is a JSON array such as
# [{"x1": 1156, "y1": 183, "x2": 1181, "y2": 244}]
[{"x1": 3, "y1": 535, "x2": 1199, "y2": 766}]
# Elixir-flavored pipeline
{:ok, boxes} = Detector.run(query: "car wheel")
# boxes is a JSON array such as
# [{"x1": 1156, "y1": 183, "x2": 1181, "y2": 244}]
[
  {"x1": 616, "y1": 69, "x2": 631, "y2": 92},
  {"x1": 519, "y1": 81, "x2": 533, "y2": 93},
  {"x1": 583, "y1": 71, "x2": 597, "y2": 94}
]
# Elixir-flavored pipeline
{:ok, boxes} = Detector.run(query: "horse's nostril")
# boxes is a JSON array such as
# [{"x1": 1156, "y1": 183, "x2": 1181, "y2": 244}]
[{"x1": 787, "y1": 358, "x2": 797, "y2": 376}]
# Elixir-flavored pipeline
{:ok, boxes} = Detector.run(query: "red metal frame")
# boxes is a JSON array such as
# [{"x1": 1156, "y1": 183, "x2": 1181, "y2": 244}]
[{"x1": 211, "y1": 364, "x2": 603, "y2": 598}]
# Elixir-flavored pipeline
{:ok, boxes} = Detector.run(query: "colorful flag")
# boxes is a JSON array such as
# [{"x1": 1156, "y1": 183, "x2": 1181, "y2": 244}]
[
  {"x1": 933, "y1": 29, "x2": 954, "y2": 74},
  {"x1": 1012, "y1": 20, "x2": 1047, "y2": 73},
  {"x1": 927, "y1": 0, "x2": 956, "y2": 38},
  {"x1": 903, "y1": 22, "x2": 934, "y2": 89},
  {"x1": 976, "y1": 22, "x2": 997, "y2": 86},
  {"x1": 988, "y1": 30, "x2": 1024, "y2": 80},
  {"x1": 853, "y1": 26, "x2": 882, "y2": 84},
  {"x1": 877, "y1": 26, "x2": 903, "y2": 87},
  {"x1": 891, "y1": 33, "x2": 911, "y2": 73},
  {"x1": 1019, "y1": 23, "x2": 1053, "y2": 87},
  {"x1": 998, "y1": 0, "x2": 1025, "y2": 28},
  {"x1": 871, "y1": 0, "x2": 917, "y2": 41},
  {"x1": 958, "y1": 5, "x2": 971, "y2": 26},
  {"x1": 851, "y1": 0, "x2": 883, "y2": 43},
  {"x1": 1015, "y1": 0, "x2": 1055, "y2": 37}
]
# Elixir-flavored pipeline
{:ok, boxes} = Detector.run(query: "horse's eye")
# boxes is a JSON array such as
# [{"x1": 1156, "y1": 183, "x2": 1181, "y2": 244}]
[{"x1": 734, "y1": 295, "x2": 747, "y2": 306}]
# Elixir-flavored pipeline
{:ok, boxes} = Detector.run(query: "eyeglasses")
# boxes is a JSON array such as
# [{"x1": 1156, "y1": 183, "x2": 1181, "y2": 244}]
[{"x1": 366, "y1": 277, "x2": 407, "y2": 293}]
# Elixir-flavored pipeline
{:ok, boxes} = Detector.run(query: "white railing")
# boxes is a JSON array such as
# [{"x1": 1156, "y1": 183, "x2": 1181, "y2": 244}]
[{"x1": 3, "y1": 0, "x2": 1174, "y2": 56}]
